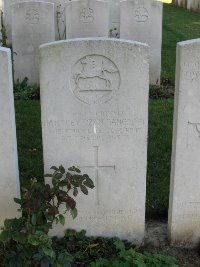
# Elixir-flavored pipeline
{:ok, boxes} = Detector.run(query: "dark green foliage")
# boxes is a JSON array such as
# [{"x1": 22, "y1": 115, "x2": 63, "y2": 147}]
[
  {"x1": 0, "y1": 167, "x2": 94, "y2": 267},
  {"x1": 52, "y1": 230, "x2": 179, "y2": 267},
  {"x1": 0, "y1": 228, "x2": 179, "y2": 267},
  {"x1": 14, "y1": 78, "x2": 40, "y2": 100},
  {"x1": 149, "y1": 85, "x2": 174, "y2": 100},
  {"x1": 89, "y1": 239, "x2": 178, "y2": 267}
]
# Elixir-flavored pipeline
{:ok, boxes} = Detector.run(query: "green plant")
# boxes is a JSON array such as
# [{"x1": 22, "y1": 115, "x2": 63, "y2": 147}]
[
  {"x1": 109, "y1": 27, "x2": 120, "y2": 38},
  {"x1": 14, "y1": 78, "x2": 40, "y2": 100},
  {"x1": 89, "y1": 239, "x2": 179, "y2": 267},
  {"x1": 149, "y1": 85, "x2": 174, "y2": 100},
  {"x1": 0, "y1": 165, "x2": 94, "y2": 267},
  {"x1": 0, "y1": 10, "x2": 8, "y2": 47}
]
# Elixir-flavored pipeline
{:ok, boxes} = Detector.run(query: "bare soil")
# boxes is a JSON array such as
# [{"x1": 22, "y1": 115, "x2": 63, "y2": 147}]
[{"x1": 144, "y1": 220, "x2": 200, "y2": 267}]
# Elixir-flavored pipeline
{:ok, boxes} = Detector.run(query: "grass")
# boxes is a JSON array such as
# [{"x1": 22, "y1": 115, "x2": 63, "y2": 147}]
[
  {"x1": 15, "y1": 100, "x2": 43, "y2": 186},
  {"x1": 147, "y1": 100, "x2": 174, "y2": 216},
  {"x1": 162, "y1": 4, "x2": 200, "y2": 84},
  {"x1": 14, "y1": 4, "x2": 200, "y2": 216}
]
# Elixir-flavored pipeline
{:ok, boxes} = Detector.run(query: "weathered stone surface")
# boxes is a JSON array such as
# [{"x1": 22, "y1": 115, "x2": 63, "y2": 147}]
[
  {"x1": 1, "y1": 0, "x2": 121, "y2": 41},
  {"x1": 40, "y1": 38, "x2": 149, "y2": 243},
  {"x1": 3, "y1": 0, "x2": 67, "y2": 42},
  {"x1": 120, "y1": 0, "x2": 163, "y2": 85},
  {"x1": 0, "y1": 47, "x2": 20, "y2": 227},
  {"x1": 168, "y1": 39, "x2": 200, "y2": 246},
  {"x1": 65, "y1": 0, "x2": 109, "y2": 38},
  {"x1": 11, "y1": 1, "x2": 55, "y2": 84}
]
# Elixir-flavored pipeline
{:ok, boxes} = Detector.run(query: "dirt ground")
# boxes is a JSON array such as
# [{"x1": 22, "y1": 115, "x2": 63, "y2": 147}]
[{"x1": 144, "y1": 220, "x2": 200, "y2": 267}]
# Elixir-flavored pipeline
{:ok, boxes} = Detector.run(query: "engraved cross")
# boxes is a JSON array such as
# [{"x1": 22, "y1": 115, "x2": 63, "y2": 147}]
[{"x1": 79, "y1": 146, "x2": 115, "y2": 205}]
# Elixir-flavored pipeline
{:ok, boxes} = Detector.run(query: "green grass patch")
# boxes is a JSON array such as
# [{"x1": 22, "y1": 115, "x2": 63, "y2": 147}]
[
  {"x1": 162, "y1": 4, "x2": 200, "y2": 84},
  {"x1": 147, "y1": 99, "x2": 174, "y2": 216},
  {"x1": 15, "y1": 100, "x2": 43, "y2": 186}
]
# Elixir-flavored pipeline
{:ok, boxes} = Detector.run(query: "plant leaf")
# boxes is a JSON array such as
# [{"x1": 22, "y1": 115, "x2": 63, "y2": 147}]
[
  {"x1": 42, "y1": 245, "x2": 55, "y2": 258},
  {"x1": 80, "y1": 185, "x2": 88, "y2": 195},
  {"x1": 59, "y1": 165, "x2": 65, "y2": 174},
  {"x1": 55, "y1": 173, "x2": 63, "y2": 180},
  {"x1": 44, "y1": 174, "x2": 53, "y2": 178},
  {"x1": 70, "y1": 208, "x2": 78, "y2": 219},
  {"x1": 14, "y1": 198, "x2": 22, "y2": 205},
  {"x1": 12, "y1": 232, "x2": 27, "y2": 244},
  {"x1": 28, "y1": 234, "x2": 39, "y2": 246},
  {"x1": 83, "y1": 177, "x2": 95, "y2": 189},
  {"x1": 0, "y1": 231, "x2": 11, "y2": 243},
  {"x1": 59, "y1": 215, "x2": 65, "y2": 226},
  {"x1": 31, "y1": 213, "x2": 37, "y2": 226},
  {"x1": 50, "y1": 166, "x2": 59, "y2": 171},
  {"x1": 73, "y1": 187, "x2": 78, "y2": 197}
]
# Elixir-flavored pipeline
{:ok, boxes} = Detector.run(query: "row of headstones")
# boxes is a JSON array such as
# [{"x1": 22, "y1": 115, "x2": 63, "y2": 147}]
[
  {"x1": 1, "y1": 37, "x2": 200, "y2": 247},
  {"x1": 0, "y1": 0, "x2": 163, "y2": 85},
  {"x1": 173, "y1": 0, "x2": 200, "y2": 11}
]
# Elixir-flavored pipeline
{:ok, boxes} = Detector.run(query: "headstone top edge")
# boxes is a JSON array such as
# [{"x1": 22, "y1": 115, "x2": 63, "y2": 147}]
[
  {"x1": 177, "y1": 38, "x2": 200, "y2": 47},
  {"x1": 0, "y1": 47, "x2": 11, "y2": 53},
  {"x1": 66, "y1": 0, "x2": 109, "y2": 4},
  {"x1": 39, "y1": 38, "x2": 150, "y2": 51},
  {"x1": 10, "y1": 1, "x2": 55, "y2": 8},
  {"x1": 120, "y1": 0, "x2": 162, "y2": 5}
]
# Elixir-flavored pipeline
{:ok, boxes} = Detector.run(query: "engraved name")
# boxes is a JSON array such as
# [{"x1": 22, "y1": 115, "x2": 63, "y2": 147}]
[
  {"x1": 42, "y1": 115, "x2": 144, "y2": 142},
  {"x1": 183, "y1": 59, "x2": 200, "y2": 82}
]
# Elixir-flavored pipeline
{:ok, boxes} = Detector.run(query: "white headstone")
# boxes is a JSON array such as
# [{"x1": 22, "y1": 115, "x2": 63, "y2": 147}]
[
  {"x1": 120, "y1": 0, "x2": 163, "y2": 85},
  {"x1": 187, "y1": 0, "x2": 192, "y2": 9},
  {"x1": 11, "y1": 1, "x2": 55, "y2": 85},
  {"x1": 65, "y1": 0, "x2": 109, "y2": 38},
  {"x1": 3, "y1": 0, "x2": 67, "y2": 43},
  {"x1": 40, "y1": 38, "x2": 149, "y2": 243},
  {"x1": 191, "y1": 0, "x2": 200, "y2": 11},
  {"x1": 177, "y1": 0, "x2": 186, "y2": 7},
  {"x1": 168, "y1": 39, "x2": 200, "y2": 246},
  {"x1": 0, "y1": 47, "x2": 20, "y2": 227}
]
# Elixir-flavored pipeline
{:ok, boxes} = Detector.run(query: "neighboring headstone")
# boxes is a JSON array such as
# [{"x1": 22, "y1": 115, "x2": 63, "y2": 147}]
[
  {"x1": 168, "y1": 39, "x2": 200, "y2": 246},
  {"x1": 3, "y1": 0, "x2": 66, "y2": 43},
  {"x1": 120, "y1": 0, "x2": 163, "y2": 85},
  {"x1": 178, "y1": 0, "x2": 186, "y2": 7},
  {"x1": 187, "y1": 0, "x2": 192, "y2": 9},
  {"x1": 65, "y1": 0, "x2": 109, "y2": 38},
  {"x1": 40, "y1": 38, "x2": 149, "y2": 242},
  {"x1": 0, "y1": 47, "x2": 20, "y2": 227},
  {"x1": 11, "y1": 1, "x2": 55, "y2": 84},
  {"x1": 191, "y1": 0, "x2": 200, "y2": 11}
]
